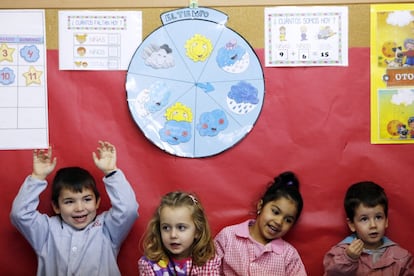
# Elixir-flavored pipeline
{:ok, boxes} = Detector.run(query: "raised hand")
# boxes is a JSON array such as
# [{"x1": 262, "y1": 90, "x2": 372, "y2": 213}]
[
  {"x1": 32, "y1": 146, "x2": 57, "y2": 180},
  {"x1": 92, "y1": 141, "x2": 118, "y2": 175}
]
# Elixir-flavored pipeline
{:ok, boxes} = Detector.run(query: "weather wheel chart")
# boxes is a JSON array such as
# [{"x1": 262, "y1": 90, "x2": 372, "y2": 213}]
[
  {"x1": 0, "y1": 10, "x2": 48, "y2": 149},
  {"x1": 126, "y1": 7, "x2": 265, "y2": 158}
]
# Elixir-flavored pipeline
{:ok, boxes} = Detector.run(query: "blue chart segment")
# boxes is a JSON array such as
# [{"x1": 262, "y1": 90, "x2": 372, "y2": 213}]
[{"x1": 126, "y1": 7, "x2": 265, "y2": 158}]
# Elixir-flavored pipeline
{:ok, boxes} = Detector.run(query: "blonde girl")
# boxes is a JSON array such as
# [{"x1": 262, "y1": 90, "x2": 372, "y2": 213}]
[{"x1": 138, "y1": 191, "x2": 220, "y2": 275}]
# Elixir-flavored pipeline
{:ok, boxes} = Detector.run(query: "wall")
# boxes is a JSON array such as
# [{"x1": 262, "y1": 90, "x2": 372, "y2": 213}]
[{"x1": 2, "y1": 3, "x2": 414, "y2": 276}]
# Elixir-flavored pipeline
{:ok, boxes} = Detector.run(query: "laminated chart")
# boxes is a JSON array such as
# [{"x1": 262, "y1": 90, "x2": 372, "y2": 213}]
[
  {"x1": 126, "y1": 7, "x2": 265, "y2": 158},
  {"x1": 0, "y1": 10, "x2": 48, "y2": 149}
]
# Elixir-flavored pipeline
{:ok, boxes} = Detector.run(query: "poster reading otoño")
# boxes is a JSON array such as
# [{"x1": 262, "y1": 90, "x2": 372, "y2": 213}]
[
  {"x1": 370, "y1": 4, "x2": 414, "y2": 144},
  {"x1": 264, "y1": 6, "x2": 348, "y2": 67}
]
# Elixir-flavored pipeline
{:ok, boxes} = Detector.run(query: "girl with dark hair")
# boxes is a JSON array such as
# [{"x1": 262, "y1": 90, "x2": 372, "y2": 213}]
[{"x1": 214, "y1": 171, "x2": 306, "y2": 275}]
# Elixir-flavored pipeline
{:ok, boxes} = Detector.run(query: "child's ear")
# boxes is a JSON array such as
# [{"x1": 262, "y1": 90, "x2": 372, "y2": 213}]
[
  {"x1": 96, "y1": 197, "x2": 101, "y2": 209},
  {"x1": 193, "y1": 231, "x2": 201, "y2": 242},
  {"x1": 256, "y1": 200, "x2": 263, "y2": 215},
  {"x1": 346, "y1": 218, "x2": 356, "y2": 232},
  {"x1": 52, "y1": 202, "x2": 60, "y2": 214}
]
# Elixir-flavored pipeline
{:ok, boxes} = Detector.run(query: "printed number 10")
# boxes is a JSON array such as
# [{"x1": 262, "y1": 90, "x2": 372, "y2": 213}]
[{"x1": 1, "y1": 72, "x2": 10, "y2": 80}]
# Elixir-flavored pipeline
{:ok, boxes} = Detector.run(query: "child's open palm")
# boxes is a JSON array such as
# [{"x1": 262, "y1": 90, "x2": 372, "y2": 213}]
[
  {"x1": 32, "y1": 147, "x2": 57, "y2": 180},
  {"x1": 92, "y1": 141, "x2": 118, "y2": 175}
]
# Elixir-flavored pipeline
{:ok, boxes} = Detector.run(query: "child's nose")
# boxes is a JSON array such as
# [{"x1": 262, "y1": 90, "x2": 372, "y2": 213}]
[
  {"x1": 170, "y1": 228, "x2": 178, "y2": 238},
  {"x1": 273, "y1": 215, "x2": 283, "y2": 225},
  {"x1": 74, "y1": 201, "x2": 84, "y2": 211}
]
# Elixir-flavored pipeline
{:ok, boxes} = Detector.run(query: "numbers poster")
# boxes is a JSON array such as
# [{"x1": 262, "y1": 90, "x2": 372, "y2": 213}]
[
  {"x1": 264, "y1": 6, "x2": 348, "y2": 67},
  {"x1": 0, "y1": 10, "x2": 48, "y2": 149},
  {"x1": 370, "y1": 4, "x2": 414, "y2": 144}
]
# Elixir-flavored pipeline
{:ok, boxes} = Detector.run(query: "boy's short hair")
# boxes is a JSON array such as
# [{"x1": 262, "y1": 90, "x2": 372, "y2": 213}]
[
  {"x1": 51, "y1": 167, "x2": 100, "y2": 206},
  {"x1": 344, "y1": 181, "x2": 388, "y2": 222}
]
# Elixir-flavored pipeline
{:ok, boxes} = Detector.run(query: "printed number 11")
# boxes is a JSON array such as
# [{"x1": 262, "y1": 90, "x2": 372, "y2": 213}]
[{"x1": 28, "y1": 72, "x2": 37, "y2": 80}]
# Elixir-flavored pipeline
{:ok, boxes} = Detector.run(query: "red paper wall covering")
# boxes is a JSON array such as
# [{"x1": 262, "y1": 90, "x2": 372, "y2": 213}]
[{"x1": 2, "y1": 48, "x2": 413, "y2": 275}]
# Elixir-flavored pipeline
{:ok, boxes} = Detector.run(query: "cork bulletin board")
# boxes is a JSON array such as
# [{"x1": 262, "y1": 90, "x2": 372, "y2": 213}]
[{"x1": 0, "y1": 0, "x2": 412, "y2": 49}]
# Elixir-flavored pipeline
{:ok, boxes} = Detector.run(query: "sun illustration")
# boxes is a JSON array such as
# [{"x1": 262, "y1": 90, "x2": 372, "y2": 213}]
[
  {"x1": 185, "y1": 34, "x2": 213, "y2": 62},
  {"x1": 164, "y1": 102, "x2": 193, "y2": 122},
  {"x1": 381, "y1": 41, "x2": 397, "y2": 58}
]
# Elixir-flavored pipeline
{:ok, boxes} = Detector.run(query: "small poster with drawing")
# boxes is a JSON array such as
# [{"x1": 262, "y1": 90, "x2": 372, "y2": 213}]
[
  {"x1": 370, "y1": 4, "x2": 414, "y2": 143},
  {"x1": 264, "y1": 6, "x2": 348, "y2": 67},
  {"x1": 58, "y1": 10, "x2": 142, "y2": 70}
]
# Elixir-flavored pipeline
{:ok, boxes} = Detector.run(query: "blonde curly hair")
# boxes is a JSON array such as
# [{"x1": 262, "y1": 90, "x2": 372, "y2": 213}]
[{"x1": 141, "y1": 191, "x2": 215, "y2": 266}]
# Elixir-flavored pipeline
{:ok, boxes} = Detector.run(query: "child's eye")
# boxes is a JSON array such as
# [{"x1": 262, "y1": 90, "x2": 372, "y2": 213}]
[
  {"x1": 161, "y1": 225, "x2": 171, "y2": 232},
  {"x1": 84, "y1": 197, "x2": 93, "y2": 202},
  {"x1": 178, "y1": 224, "x2": 187, "y2": 231},
  {"x1": 375, "y1": 215, "x2": 384, "y2": 220},
  {"x1": 272, "y1": 208, "x2": 280, "y2": 215},
  {"x1": 63, "y1": 200, "x2": 74, "y2": 205},
  {"x1": 360, "y1": 217, "x2": 368, "y2": 222},
  {"x1": 284, "y1": 217, "x2": 294, "y2": 224}
]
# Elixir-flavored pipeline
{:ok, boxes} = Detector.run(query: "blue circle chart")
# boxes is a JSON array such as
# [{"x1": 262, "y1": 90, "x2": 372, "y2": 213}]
[{"x1": 126, "y1": 7, "x2": 265, "y2": 158}]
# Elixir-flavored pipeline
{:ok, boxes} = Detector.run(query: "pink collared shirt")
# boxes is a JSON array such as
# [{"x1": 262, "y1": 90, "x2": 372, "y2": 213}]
[{"x1": 214, "y1": 219, "x2": 307, "y2": 276}]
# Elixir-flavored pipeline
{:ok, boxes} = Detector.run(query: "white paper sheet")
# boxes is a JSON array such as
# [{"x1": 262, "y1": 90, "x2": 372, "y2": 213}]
[
  {"x1": 0, "y1": 9, "x2": 48, "y2": 149},
  {"x1": 265, "y1": 6, "x2": 348, "y2": 67},
  {"x1": 58, "y1": 10, "x2": 142, "y2": 70}
]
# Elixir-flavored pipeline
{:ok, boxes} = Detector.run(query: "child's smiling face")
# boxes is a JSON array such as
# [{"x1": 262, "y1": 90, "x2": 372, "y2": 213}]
[
  {"x1": 52, "y1": 187, "x2": 100, "y2": 230},
  {"x1": 347, "y1": 203, "x2": 388, "y2": 250},
  {"x1": 250, "y1": 197, "x2": 298, "y2": 245}
]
